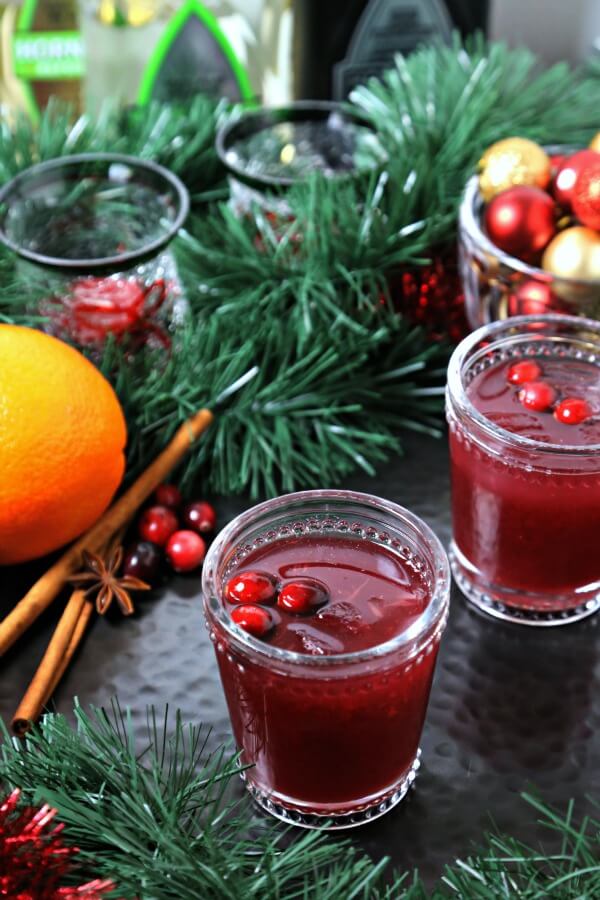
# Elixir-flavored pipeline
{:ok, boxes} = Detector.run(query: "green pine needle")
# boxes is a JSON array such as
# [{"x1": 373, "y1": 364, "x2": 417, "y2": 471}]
[
  {"x1": 1, "y1": 703, "x2": 599, "y2": 898},
  {"x1": 1, "y1": 36, "x2": 598, "y2": 496}
]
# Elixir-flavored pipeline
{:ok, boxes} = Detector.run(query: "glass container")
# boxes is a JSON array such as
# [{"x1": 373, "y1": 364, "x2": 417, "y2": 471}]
[
  {"x1": 0, "y1": 152, "x2": 189, "y2": 349},
  {"x1": 447, "y1": 314, "x2": 600, "y2": 625},
  {"x1": 459, "y1": 173, "x2": 600, "y2": 330},
  {"x1": 216, "y1": 101, "x2": 385, "y2": 214},
  {"x1": 203, "y1": 489, "x2": 450, "y2": 829}
]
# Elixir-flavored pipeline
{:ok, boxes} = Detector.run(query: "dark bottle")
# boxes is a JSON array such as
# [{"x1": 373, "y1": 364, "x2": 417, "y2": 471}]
[{"x1": 294, "y1": 0, "x2": 490, "y2": 100}]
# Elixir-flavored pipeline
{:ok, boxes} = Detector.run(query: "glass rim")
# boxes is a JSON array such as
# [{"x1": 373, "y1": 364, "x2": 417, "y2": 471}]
[
  {"x1": 0, "y1": 152, "x2": 190, "y2": 271},
  {"x1": 215, "y1": 100, "x2": 380, "y2": 191},
  {"x1": 202, "y1": 489, "x2": 450, "y2": 667},
  {"x1": 446, "y1": 312, "x2": 600, "y2": 455},
  {"x1": 460, "y1": 174, "x2": 600, "y2": 287}
]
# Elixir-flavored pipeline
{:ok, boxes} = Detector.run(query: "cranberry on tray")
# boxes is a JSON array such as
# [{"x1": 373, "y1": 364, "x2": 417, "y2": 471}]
[
  {"x1": 166, "y1": 530, "x2": 207, "y2": 573},
  {"x1": 183, "y1": 501, "x2": 217, "y2": 534},
  {"x1": 123, "y1": 541, "x2": 163, "y2": 585},
  {"x1": 138, "y1": 505, "x2": 179, "y2": 547}
]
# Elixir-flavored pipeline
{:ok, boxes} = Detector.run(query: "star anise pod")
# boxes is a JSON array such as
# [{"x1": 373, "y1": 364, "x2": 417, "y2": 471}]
[{"x1": 68, "y1": 546, "x2": 150, "y2": 615}]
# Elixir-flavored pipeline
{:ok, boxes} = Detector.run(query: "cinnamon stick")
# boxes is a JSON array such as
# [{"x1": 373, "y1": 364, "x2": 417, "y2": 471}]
[
  {"x1": 11, "y1": 591, "x2": 91, "y2": 736},
  {"x1": 11, "y1": 526, "x2": 129, "y2": 735},
  {"x1": 0, "y1": 408, "x2": 213, "y2": 656}
]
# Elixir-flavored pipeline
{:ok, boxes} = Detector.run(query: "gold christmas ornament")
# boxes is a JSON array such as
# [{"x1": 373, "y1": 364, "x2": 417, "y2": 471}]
[
  {"x1": 589, "y1": 132, "x2": 600, "y2": 154},
  {"x1": 541, "y1": 226, "x2": 600, "y2": 281},
  {"x1": 478, "y1": 138, "x2": 551, "y2": 202}
]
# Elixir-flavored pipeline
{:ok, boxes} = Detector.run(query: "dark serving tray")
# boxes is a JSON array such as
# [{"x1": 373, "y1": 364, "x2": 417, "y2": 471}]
[{"x1": 1, "y1": 432, "x2": 599, "y2": 885}]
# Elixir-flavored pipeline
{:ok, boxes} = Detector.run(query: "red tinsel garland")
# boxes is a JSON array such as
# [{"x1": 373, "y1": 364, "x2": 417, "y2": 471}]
[{"x1": 0, "y1": 789, "x2": 115, "y2": 899}]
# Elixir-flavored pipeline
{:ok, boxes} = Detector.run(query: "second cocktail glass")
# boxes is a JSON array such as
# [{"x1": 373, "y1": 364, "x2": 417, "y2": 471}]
[{"x1": 447, "y1": 314, "x2": 600, "y2": 625}]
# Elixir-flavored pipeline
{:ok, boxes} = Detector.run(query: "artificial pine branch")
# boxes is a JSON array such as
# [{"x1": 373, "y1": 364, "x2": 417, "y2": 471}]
[
  {"x1": 1, "y1": 703, "x2": 599, "y2": 899},
  {"x1": 1, "y1": 37, "x2": 598, "y2": 496},
  {"x1": 0, "y1": 94, "x2": 225, "y2": 199},
  {"x1": 104, "y1": 313, "x2": 445, "y2": 497},
  {"x1": 350, "y1": 35, "x2": 600, "y2": 244}
]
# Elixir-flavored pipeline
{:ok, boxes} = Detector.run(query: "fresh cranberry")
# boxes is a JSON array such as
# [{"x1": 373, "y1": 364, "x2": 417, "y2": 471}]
[
  {"x1": 518, "y1": 381, "x2": 556, "y2": 412},
  {"x1": 138, "y1": 505, "x2": 179, "y2": 547},
  {"x1": 183, "y1": 501, "x2": 217, "y2": 534},
  {"x1": 165, "y1": 530, "x2": 206, "y2": 573},
  {"x1": 123, "y1": 541, "x2": 162, "y2": 584},
  {"x1": 154, "y1": 483, "x2": 182, "y2": 510},
  {"x1": 231, "y1": 604, "x2": 274, "y2": 637},
  {"x1": 277, "y1": 579, "x2": 329, "y2": 614},
  {"x1": 507, "y1": 360, "x2": 542, "y2": 385},
  {"x1": 224, "y1": 571, "x2": 278, "y2": 605},
  {"x1": 553, "y1": 397, "x2": 592, "y2": 425}
]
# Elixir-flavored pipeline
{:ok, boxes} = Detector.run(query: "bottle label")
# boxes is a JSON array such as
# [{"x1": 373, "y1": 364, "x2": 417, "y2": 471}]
[
  {"x1": 138, "y1": 0, "x2": 254, "y2": 105},
  {"x1": 334, "y1": 0, "x2": 452, "y2": 98},
  {"x1": 13, "y1": 32, "x2": 84, "y2": 80},
  {"x1": 11, "y1": 0, "x2": 81, "y2": 121}
]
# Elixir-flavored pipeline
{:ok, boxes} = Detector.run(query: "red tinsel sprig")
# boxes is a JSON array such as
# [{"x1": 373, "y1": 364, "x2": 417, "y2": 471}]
[{"x1": 0, "y1": 788, "x2": 115, "y2": 899}]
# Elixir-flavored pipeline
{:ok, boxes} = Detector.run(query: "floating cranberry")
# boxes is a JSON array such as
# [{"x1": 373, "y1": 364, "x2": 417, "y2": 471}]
[
  {"x1": 183, "y1": 501, "x2": 217, "y2": 534},
  {"x1": 154, "y1": 483, "x2": 182, "y2": 510},
  {"x1": 231, "y1": 604, "x2": 274, "y2": 637},
  {"x1": 278, "y1": 579, "x2": 329, "y2": 615},
  {"x1": 507, "y1": 360, "x2": 542, "y2": 385},
  {"x1": 224, "y1": 571, "x2": 277, "y2": 605},
  {"x1": 518, "y1": 381, "x2": 556, "y2": 412},
  {"x1": 138, "y1": 505, "x2": 179, "y2": 546},
  {"x1": 123, "y1": 541, "x2": 162, "y2": 584},
  {"x1": 553, "y1": 397, "x2": 592, "y2": 425},
  {"x1": 165, "y1": 530, "x2": 206, "y2": 572}
]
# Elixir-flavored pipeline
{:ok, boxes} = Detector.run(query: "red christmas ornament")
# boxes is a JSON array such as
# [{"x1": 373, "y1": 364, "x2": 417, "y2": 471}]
[
  {"x1": 508, "y1": 280, "x2": 557, "y2": 317},
  {"x1": 572, "y1": 157, "x2": 600, "y2": 230},
  {"x1": 484, "y1": 187, "x2": 556, "y2": 262},
  {"x1": 518, "y1": 381, "x2": 556, "y2": 412},
  {"x1": 231, "y1": 604, "x2": 274, "y2": 637},
  {"x1": 0, "y1": 788, "x2": 115, "y2": 899},
  {"x1": 554, "y1": 397, "x2": 592, "y2": 425},
  {"x1": 388, "y1": 248, "x2": 468, "y2": 343},
  {"x1": 552, "y1": 149, "x2": 600, "y2": 210},
  {"x1": 43, "y1": 277, "x2": 172, "y2": 350},
  {"x1": 507, "y1": 360, "x2": 542, "y2": 385}
]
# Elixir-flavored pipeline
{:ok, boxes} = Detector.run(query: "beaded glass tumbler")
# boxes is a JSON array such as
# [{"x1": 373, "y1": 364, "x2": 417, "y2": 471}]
[
  {"x1": 203, "y1": 490, "x2": 450, "y2": 830},
  {"x1": 447, "y1": 314, "x2": 600, "y2": 626},
  {"x1": 0, "y1": 153, "x2": 189, "y2": 349}
]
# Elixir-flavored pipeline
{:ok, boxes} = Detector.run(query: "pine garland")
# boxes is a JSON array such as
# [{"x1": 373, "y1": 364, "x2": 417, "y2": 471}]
[
  {"x1": 1, "y1": 702, "x2": 598, "y2": 899},
  {"x1": 0, "y1": 38, "x2": 598, "y2": 496},
  {"x1": 350, "y1": 35, "x2": 600, "y2": 241}
]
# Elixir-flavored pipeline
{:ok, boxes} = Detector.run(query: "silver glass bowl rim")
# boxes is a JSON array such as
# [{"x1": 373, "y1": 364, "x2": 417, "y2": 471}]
[{"x1": 0, "y1": 152, "x2": 190, "y2": 271}]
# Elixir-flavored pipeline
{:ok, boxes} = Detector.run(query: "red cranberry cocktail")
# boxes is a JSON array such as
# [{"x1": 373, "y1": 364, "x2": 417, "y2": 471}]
[
  {"x1": 447, "y1": 314, "x2": 600, "y2": 625},
  {"x1": 203, "y1": 490, "x2": 450, "y2": 829}
]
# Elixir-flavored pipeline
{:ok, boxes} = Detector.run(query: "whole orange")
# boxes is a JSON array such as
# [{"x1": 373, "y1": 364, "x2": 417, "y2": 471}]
[{"x1": 0, "y1": 325, "x2": 127, "y2": 565}]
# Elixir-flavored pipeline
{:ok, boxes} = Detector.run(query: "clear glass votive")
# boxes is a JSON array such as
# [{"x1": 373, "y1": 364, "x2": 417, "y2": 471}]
[
  {"x1": 447, "y1": 314, "x2": 600, "y2": 626},
  {"x1": 216, "y1": 101, "x2": 385, "y2": 215},
  {"x1": 0, "y1": 153, "x2": 189, "y2": 349},
  {"x1": 459, "y1": 173, "x2": 600, "y2": 330},
  {"x1": 203, "y1": 489, "x2": 450, "y2": 830}
]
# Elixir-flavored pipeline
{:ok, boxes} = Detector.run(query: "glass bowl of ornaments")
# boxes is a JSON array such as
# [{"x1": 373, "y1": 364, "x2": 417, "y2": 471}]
[
  {"x1": 0, "y1": 153, "x2": 190, "y2": 351},
  {"x1": 216, "y1": 101, "x2": 386, "y2": 215},
  {"x1": 459, "y1": 136, "x2": 600, "y2": 330}
]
